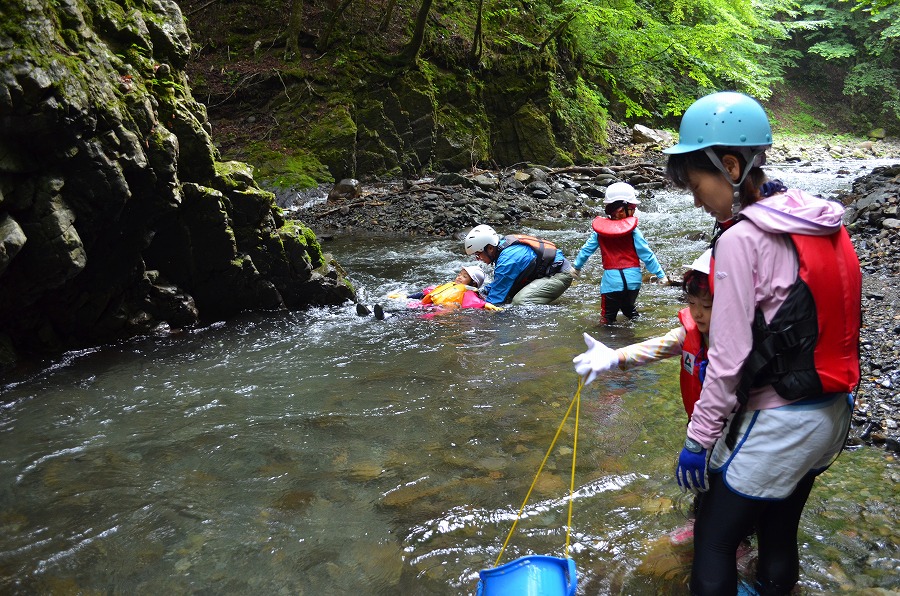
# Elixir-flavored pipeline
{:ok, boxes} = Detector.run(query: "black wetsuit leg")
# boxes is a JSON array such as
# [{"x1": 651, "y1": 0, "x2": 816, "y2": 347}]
[
  {"x1": 691, "y1": 471, "x2": 815, "y2": 596},
  {"x1": 600, "y1": 292, "x2": 619, "y2": 323},
  {"x1": 753, "y1": 472, "x2": 816, "y2": 595},
  {"x1": 619, "y1": 287, "x2": 640, "y2": 319},
  {"x1": 690, "y1": 473, "x2": 759, "y2": 595}
]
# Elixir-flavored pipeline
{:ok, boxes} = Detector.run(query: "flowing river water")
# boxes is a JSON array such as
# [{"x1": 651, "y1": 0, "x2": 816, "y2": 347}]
[{"x1": 1, "y1": 161, "x2": 897, "y2": 595}]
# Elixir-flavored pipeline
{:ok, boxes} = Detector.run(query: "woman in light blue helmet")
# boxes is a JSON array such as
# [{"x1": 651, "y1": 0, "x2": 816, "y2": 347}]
[{"x1": 662, "y1": 92, "x2": 861, "y2": 596}]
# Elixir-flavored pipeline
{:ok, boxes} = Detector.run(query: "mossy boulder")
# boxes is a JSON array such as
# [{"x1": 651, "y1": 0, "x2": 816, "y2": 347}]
[
  {"x1": 304, "y1": 100, "x2": 358, "y2": 181},
  {"x1": 0, "y1": 0, "x2": 354, "y2": 372},
  {"x1": 493, "y1": 100, "x2": 574, "y2": 166}
]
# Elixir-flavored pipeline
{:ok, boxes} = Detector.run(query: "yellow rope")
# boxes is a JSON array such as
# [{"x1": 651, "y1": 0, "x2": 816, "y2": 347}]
[
  {"x1": 492, "y1": 377, "x2": 585, "y2": 568},
  {"x1": 565, "y1": 379, "x2": 583, "y2": 557}
]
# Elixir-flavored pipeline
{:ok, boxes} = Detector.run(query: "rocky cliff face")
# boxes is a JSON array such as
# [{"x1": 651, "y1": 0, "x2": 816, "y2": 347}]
[{"x1": 0, "y1": 0, "x2": 354, "y2": 373}]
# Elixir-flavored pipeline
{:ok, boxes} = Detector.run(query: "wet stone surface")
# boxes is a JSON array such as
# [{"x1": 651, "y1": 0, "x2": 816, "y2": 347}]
[{"x1": 838, "y1": 163, "x2": 900, "y2": 455}]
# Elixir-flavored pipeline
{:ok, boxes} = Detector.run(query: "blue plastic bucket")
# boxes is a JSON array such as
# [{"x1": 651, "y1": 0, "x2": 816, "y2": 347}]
[{"x1": 476, "y1": 555, "x2": 577, "y2": 596}]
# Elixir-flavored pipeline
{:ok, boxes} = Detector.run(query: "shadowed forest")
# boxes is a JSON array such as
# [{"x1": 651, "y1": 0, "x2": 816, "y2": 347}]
[{"x1": 181, "y1": 0, "x2": 899, "y2": 185}]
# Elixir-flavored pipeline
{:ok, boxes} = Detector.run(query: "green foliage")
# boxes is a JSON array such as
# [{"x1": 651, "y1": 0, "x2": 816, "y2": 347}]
[
  {"x1": 536, "y1": 0, "x2": 784, "y2": 120},
  {"x1": 548, "y1": 76, "x2": 608, "y2": 158},
  {"x1": 852, "y1": 0, "x2": 896, "y2": 13},
  {"x1": 246, "y1": 143, "x2": 333, "y2": 189},
  {"x1": 808, "y1": 40, "x2": 856, "y2": 60},
  {"x1": 773, "y1": 0, "x2": 900, "y2": 130},
  {"x1": 773, "y1": 99, "x2": 828, "y2": 132},
  {"x1": 844, "y1": 62, "x2": 900, "y2": 125}
]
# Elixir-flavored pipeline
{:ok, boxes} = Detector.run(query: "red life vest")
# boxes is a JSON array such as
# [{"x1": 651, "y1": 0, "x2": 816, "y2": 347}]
[
  {"x1": 678, "y1": 307, "x2": 707, "y2": 420},
  {"x1": 591, "y1": 216, "x2": 639, "y2": 269},
  {"x1": 735, "y1": 227, "x2": 861, "y2": 402}
]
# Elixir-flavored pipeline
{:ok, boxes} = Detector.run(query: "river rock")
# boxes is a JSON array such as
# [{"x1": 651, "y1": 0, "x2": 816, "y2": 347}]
[
  {"x1": 328, "y1": 178, "x2": 362, "y2": 201},
  {"x1": 632, "y1": 124, "x2": 673, "y2": 146}
]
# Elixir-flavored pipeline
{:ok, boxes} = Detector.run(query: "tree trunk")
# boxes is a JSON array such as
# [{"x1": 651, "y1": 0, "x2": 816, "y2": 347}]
[
  {"x1": 539, "y1": 12, "x2": 575, "y2": 53},
  {"x1": 399, "y1": 0, "x2": 433, "y2": 64},
  {"x1": 285, "y1": 0, "x2": 304, "y2": 60},
  {"x1": 318, "y1": 0, "x2": 355, "y2": 52},
  {"x1": 378, "y1": 0, "x2": 398, "y2": 32},
  {"x1": 469, "y1": 0, "x2": 484, "y2": 65}
]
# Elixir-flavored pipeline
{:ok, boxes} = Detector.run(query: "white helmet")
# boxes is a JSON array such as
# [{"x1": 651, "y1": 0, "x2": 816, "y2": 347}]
[
  {"x1": 688, "y1": 249, "x2": 712, "y2": 275},
  {"x1": 604, "y1": 182, "x2": 639, "y2": 205},
  {"x1": 462, "y1": 265, "x2": 485, "y2": 288},
  {"x1": 464, "y1": 224, "x2": 500, "y2": 255}
]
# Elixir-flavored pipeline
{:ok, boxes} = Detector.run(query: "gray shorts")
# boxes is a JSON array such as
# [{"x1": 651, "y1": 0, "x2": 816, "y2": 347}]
[
  {"x1": 708, "y1": 393, "x2": 852, "y2": 499},
  {"x1": 511, "y1": 271, "x2": 573, "y2": 305}
]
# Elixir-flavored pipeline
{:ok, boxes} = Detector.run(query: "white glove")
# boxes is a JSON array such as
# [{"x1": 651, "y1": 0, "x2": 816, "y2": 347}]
[
  {"x1": 572, "y1": 332, "x2": 619, "y2": 385},
  {"x1": 657, "y1": 275, "x2": 669, "y2": 285}
]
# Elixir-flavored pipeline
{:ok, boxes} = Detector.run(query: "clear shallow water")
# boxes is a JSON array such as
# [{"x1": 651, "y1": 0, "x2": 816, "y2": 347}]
[{"x1": 1, "y1": 161, "x2": 898, "y2": 595}]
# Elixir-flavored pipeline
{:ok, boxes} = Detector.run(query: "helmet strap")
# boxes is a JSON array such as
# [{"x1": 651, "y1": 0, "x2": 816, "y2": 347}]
[{"x1": 703, "y1": 147, "x2": 764, "y2": 218}]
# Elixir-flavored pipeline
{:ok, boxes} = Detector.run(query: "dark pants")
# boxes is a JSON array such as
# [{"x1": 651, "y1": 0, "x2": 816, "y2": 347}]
[
  {"x1": 600, "y1": 288, "x2": 640, "y2": 323},
  {"x1": 690, "y1": 471, "x2": 817, "y2": 596}
]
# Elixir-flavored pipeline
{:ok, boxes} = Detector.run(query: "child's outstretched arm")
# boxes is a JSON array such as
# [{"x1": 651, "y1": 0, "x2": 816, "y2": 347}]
[
  {"x1": 573, "y1": 327, "x2": 685, "y2": 385},
  {"x1": 618, "y1": 327, "x2": 684, "y2": 369}
]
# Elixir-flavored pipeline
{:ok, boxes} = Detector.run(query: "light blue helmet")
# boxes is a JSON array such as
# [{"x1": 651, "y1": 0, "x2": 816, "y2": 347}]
[{"x1": 663, "y1": 91, "x2": 772, "y2": 155}]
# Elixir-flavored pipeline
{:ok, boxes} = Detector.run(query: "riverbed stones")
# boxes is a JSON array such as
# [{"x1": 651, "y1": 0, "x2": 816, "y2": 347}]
[{"x1": 835, "y1": 163, "x2": 900, "y2": 454}]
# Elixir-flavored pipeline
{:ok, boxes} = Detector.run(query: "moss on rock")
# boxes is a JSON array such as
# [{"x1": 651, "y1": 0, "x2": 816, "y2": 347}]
[
  {"x1": 243, "y1": 144, "x2": 333, "y2": 190},
  {"x1": 300, "y1": 99, "x2": 358, "y2": 180},
  {"x1": 493, "y1": 100, "x2": 573, "y2": 166}
]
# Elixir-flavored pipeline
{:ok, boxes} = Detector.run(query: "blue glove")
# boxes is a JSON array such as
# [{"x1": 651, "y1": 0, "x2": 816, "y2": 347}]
[{"x1": 676, "y1": 439, "x2": 709, "y2": 493}]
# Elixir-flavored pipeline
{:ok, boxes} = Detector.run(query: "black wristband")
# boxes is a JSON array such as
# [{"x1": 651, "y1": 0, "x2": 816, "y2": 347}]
[{"x1": 684, "y1": 437, "x2": 704, "y2": 453}]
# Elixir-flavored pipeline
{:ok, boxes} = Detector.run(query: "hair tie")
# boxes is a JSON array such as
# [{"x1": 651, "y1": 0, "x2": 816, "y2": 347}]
[{"x1": 760, "y1": 180, "x2": 787, "y2": 198}]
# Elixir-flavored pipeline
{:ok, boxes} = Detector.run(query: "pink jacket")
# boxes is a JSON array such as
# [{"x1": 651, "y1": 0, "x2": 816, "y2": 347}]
[{"x1": 688, "y1": 189, "x2": 849, "y2": 448}]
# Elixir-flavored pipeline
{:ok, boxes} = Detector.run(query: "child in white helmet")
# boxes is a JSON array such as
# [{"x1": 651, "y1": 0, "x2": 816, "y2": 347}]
[
  {"x1": 572, "y1": 181, "x2": 668, "y2": 324},
  {"x1": 573, "y1": 249, "x2": 712, "y2": 421},
  {"x1": 573, "y1": 249, "x2": 753, "y2": 553},
  {"x1": 357, "y1": 265, "x2": 498, "y2": 319}
]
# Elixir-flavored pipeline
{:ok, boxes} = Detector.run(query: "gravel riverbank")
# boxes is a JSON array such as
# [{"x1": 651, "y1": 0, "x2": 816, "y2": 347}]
[
  {"x1": 280, "y1": 135, "x2": 900, "y2": 456},
  {"x1": 838, "y1": 163, "x2": 900, "y2": 455}
]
